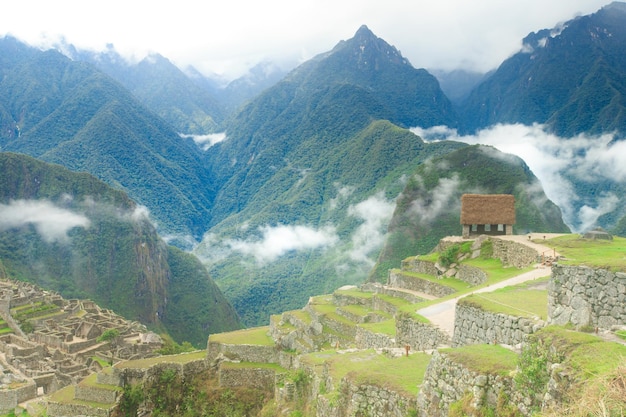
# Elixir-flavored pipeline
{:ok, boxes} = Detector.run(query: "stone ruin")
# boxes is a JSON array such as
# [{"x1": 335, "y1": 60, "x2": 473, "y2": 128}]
[{"x1": 0, "y1": 279, "x2": 163, "y2": 413}]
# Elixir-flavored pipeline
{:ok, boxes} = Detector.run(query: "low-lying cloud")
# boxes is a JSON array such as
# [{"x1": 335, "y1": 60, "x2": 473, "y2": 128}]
[
  {"x1": 0, "y1": 200, "x2": 90, "y2": 243},
  {"x1": 411, "y1": 123, "x2": 626, "y2": 232},
  {"x1": 406, "y1": 174, "x2": 462, "y2": 227},
  {"x1": 220, "y1": 224, "x2": 339, "y2": 264},
  {"x1": 346, "y1": 192, "x2": 396, "y2": 267},
  {"x1": 180, "y1": 132, "x2": 227, "y2": 150}
]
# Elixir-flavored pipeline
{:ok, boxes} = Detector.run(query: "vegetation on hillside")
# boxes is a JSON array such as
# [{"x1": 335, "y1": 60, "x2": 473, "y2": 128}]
[
  {"x1": 370, "y1": 144, "x2": 570, "y2": 282},
  {"x1": 0, "y1": 152, "x2": 240, "y2": 347}
]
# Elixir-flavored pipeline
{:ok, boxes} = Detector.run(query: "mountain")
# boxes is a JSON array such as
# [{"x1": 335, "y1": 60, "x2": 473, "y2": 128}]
[
  {"x1": 66, "y1": 46, "x2": 226, "y2": 134},
  {"x1": 430, "y1": 68, "x2": 489, "y2": 105},
  {"x1": 460, "y1": 2, "x2": 626, "y2": 137},
  {"x1": 207, "y1": 25, "x2": 458, "y2": 224},
  {"x1": 0, "y1": 38, "x2": 216, "y2": 242},
  {"x1": 210, "y1": 61, "x2": 290, "y2": 115},
  {"x1": 369, "y1": 144, "x2": 570, "y2": 282},
  {"x1": 194, "y1": 26, "x2": 478, "y2": 325},
  {"x1": 0, "y1": 152, "x2": 241, "y2": 347}
]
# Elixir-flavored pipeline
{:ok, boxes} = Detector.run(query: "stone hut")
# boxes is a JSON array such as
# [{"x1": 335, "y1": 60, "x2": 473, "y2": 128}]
[{"x1": 461, "y1": 194, "x2": 515, "y2": 238}]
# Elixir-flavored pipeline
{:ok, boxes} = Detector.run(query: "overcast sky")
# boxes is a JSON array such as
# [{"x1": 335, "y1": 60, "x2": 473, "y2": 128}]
[{"x1": 0, "y1": 0, "x2": 611, "y2": 79}]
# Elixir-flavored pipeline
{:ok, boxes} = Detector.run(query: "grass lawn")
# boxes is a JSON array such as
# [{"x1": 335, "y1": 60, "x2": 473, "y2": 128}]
[
  {"x1": 441, "y1": 344, "x2": 518, "y2": 377},
  {"x1": 209, "y1": 326, "x2": 274, "y2": 346},
  {"x1": 546, "y1": 234, "x2": 626, "y2": 271},
  {"x1": 358, "y1": 318, "x2": 396, "y2": 336},
  {"x1": 115, "y1": 350, "x2": 207, "y2": 369},
  {"x1": 459, "y1": 277, "x2": 549, "y2": 320},
  {"x1": 536, "y1": 326, "x2": 626, "y2": 379},
  {"x1": 300, "y1": 349, "x2": 431, "y2": 396}
]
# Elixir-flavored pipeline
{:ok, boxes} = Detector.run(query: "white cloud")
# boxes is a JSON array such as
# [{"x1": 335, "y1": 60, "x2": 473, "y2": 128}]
[
  {"x1": 0, "y1": 200, "x2": 90, "y2": 243},
  {"x1": 412, "y1": 123, "x2": 626, "y2": 232},
  {"x1": 346, "y1": 192, "x2": 396, "y2": 266},
  {"x1": 406, "y1": 174, "x2": 462, "y2": 227},
  {"x1": 222, "y1": 224, "x2": 339, "y2": 264},
  {"x1": 180, "y1": 132, "x2": 227, "y2": 150},
  {"x1": 0, "y1": 1, "x2": 608, "y2": 79}
]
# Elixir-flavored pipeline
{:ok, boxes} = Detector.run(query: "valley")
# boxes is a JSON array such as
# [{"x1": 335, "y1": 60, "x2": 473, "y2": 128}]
[{"x1": 0, "y1": 3, "x2": 625, "y2": 416}]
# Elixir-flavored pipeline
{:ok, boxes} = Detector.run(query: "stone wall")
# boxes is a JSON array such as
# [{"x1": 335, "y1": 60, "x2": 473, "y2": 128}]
[
  {"x1": 456, "y1": 264, "x2": 487, "y2": 286},
  {"x1": 388, "y1": 271, "x2": 456, "y2": 298},
  {"x1": 354, "y1": 326, "x2": 395, "y2": 349},
  {"x1": 0, "y1": 382, "x2": 37, "y2": 414},
  {"x1": 339, "y1": 381, "x2": 417, "y2": 417},
  {"x1": 395, "y1": 315, "x2": 450, "y2": 351},
  {"x1": 207, "y1": 341, "x2": 278, "y2": 364},
  {"x1": 549, "y1": 264, "x2": 626, "y2": 328},
  {"x1": 74, "y1": 384, "x2": 118, "y2": 403},
  {"x1": 452, "y1": 302, "x2": 544, "y2": 348},
  {"x1": 47, "y1": 401, "x2": 111, "y2": 417},
  {"x1": 491, "y1": 237, "x2": 539, "y2": 268},
  {"x1": 218, "y1": 366, "x2": 279, "y2": 391},
  {"x1": 400, "y1": 258, "x2": 440, "y2": 276},
  {"x1": 417, "y1": 351, "x2": 526, "y2": 417}
]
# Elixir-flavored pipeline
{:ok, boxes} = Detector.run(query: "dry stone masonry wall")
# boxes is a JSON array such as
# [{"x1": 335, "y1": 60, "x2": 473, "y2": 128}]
[
  {"x1": 453, "y1": 302, "x2": 544, "y2": 347},
  {"x1": 549, "y1": 264, "x2": 626, "y2": 329}
]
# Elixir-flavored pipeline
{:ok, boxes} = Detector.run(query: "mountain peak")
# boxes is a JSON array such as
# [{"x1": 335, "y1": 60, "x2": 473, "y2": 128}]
[{"x1": 355, "y1": 24, "x2": 374, "y2": 38}]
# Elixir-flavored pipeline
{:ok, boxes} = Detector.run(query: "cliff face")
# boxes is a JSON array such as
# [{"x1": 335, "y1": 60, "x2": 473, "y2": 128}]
[{"x1": 0, "y1": 152, "x2": 240, "y2": 346}]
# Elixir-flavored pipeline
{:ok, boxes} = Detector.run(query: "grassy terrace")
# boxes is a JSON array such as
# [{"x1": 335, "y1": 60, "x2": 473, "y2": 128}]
[
  {"x1": 220, "y1": 361, "x2": 287, "y2": 372},
  {"x1": 300, "y1": 349, "x2": 431, "y2": 396},
  {"x1": 441, "y1": 344, "x2": 518, "y2": 377},
  {"x1": 208, "y1": 326, "x2": 275, "y2": 346},
  {"x1": 358, "y1": 318, "x2": 396, "y2": 336},
  {"x1": 545, "y1": 234, "x2": 626, "y2": 271},
  {"x1": 459, "y1": 277, "x2": 549, "y2": 320},
  {"x1": 115, "y1": 350, "x2": 207, "y2": 369},
  {"x1": 536, "y1": 326, "x2": 626, "y2": 378},
  {"x1": 392, "y1": 269, "x2": 471, "y2": 292}
]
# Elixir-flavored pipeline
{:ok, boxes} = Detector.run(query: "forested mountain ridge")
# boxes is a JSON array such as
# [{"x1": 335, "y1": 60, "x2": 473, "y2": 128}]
[
  {"x1": 460, "y1": 1, "x2": 626, "y2": 137},
  {"x1": 68, "y1": 46, "x2": 226, "y2": 134},
  {"x1": 0, "y1": 40, "x2": 215, "y2": 241},
  {"x1": 370, "y1": 145, "x2": 570, "y2": 281},
  {"x1": 0, "y1": 152, "x2": 241, "y2": 347}
]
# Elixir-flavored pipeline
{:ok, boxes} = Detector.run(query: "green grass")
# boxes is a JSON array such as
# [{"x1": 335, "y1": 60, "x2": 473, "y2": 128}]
[
  {"x1": 300, "y1": 349, "x2": 431, "y2": 396},
  {"x1": 459, "y1": 278, "x2": 548, "y2": 320},
  {"x1": 209, "y1": 326, "x2": 274, "y2": 346},
  {"x1": 220, "y1": 361, "x2": 287, "y2": 372},
  {"x1": 358, "y1": 319, "x2": 396, "y2": 336},
  {"x1": 441, "y1": 344, "x2": 518, "y2": 377},
  {"x1": 333, "y1": 289, "x2": 374, "y2": 300},
  {"x1": 392, "y1": 269, "x2": 469, "y2": 292},
  {"x1": 115, "y1": 350, "x2": 206, "y2": 369},
  {"x1": 535, "y1": 326, "x2": 626, "y2": 379},
  {"x1": 616, "y1": 330, "x2": 626, "y2": 341},
  {"x1": 546, "y1": 235, "x2": 626, "y2": 271}
]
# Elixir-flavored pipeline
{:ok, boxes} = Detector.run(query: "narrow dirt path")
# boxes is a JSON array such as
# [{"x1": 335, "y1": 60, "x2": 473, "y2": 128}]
[{"x1": 416, "y1": 234, "x2": 566, "y2": 339}]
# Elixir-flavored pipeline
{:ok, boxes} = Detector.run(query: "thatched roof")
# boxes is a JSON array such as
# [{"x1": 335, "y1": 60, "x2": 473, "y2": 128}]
[{"x1": 460, "y1": 194, "x2": 516, "y2": 225}]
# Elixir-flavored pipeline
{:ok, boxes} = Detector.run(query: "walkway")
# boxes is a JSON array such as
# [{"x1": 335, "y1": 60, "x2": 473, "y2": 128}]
[{"x1": 416, "y1": 234, "x2": 566, "y2": 338}]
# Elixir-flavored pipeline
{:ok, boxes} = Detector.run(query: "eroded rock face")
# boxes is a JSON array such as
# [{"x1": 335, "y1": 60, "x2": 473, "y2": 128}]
[{"x1": 549, "y1": 265, "x2": 626, "y2": 329}]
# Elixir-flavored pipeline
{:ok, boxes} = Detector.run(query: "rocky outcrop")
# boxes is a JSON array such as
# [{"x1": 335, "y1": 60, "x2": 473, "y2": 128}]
[{"x1": 549, "y1": 264, "x2": 626, "y2": 328}]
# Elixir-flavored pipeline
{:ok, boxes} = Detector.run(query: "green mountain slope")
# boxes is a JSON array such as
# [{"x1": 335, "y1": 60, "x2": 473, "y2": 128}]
[
  {"x1": 0, "y1": 41, "x2": 215, "y2": 241},
  {"x1": 0, "y1": 152, "x2": 241, "y2": 347},
  {"x1": 72, "y1": 48, "x2": 225, "y2": 134},
  {"x1": 370, "y1": 145, "x2": 570, "y2": 282},
  {"x1": 460, "y1": 2, "x2": 626, "y2": 137},
  {"x1": 197, "y1": 120, "x2": 464, "y2": 325}
]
